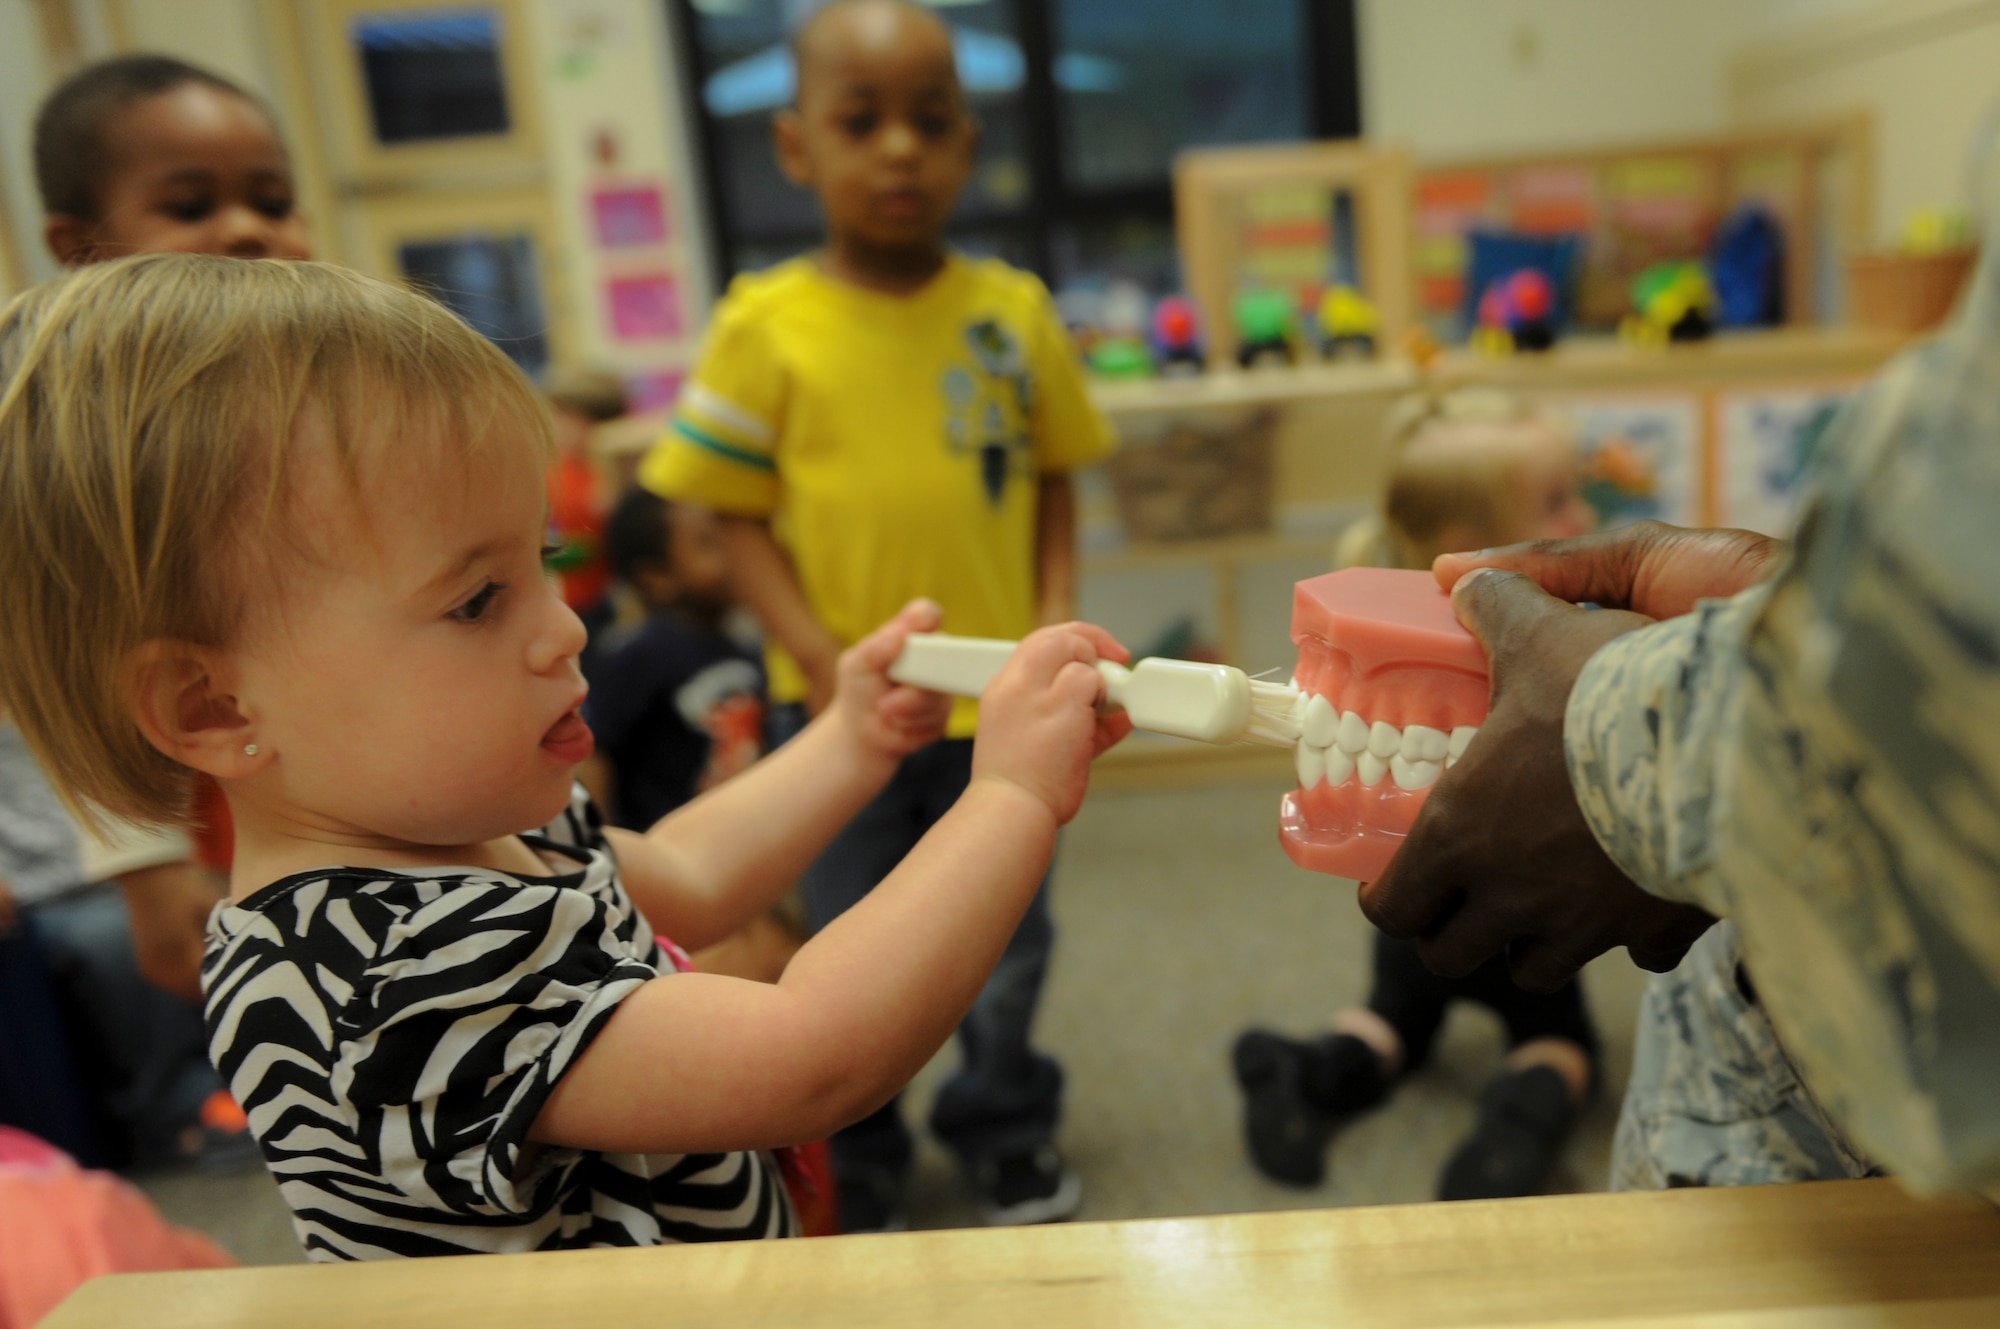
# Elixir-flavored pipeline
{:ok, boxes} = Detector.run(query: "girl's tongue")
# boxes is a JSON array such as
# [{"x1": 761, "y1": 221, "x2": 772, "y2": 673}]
[{"x1": 541, "y1": 711, "x2": 594, "y2": 763}]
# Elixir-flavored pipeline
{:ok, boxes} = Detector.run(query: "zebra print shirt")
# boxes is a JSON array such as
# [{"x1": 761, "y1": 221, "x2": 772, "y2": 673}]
[{"x1": 201, "y1": 786, "x2": 796, "y2": 1259}]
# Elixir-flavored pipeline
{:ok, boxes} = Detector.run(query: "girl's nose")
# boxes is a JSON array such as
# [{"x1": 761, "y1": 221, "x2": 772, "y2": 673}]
[{"x1": 528, "y1": 590, "x2": 588, "y2": 675}]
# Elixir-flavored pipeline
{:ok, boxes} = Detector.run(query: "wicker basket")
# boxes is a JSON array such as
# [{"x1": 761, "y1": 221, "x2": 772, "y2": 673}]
[
  {"x1": 1105, "y1": 409, "x2": 1276, "y2": 543},
  {"x1": 1847, "y1": 248, "x2": 1977, "y2": 333}
]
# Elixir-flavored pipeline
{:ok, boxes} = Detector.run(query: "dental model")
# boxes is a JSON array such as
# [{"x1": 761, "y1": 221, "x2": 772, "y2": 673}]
[{"x1": 1280, "y1": 567, "x2": 1489, "y2": 881}]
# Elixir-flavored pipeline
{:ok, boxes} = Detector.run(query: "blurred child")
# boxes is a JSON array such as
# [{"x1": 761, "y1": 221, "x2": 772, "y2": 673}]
[
  {"x1": 8, "y1": 52, "x2": 311, "y2": 1169},
  {"x1": 543, "y1": 367, "x2": 629, "y2": 671},
  {"x1": 640, "y1": 0, "x2": 1115, "y2": 1231},
  {"x1": 0, "y1": 254, "x2": 1130, "y2": 1258},
  {"x1": 37, "y1": 54, "x2": 310, "y2": 266},
  {"x1": 586, "y1": 488, "x2": 761, "y2": 831},
  {"x1": 1234, "y1": 389, "x2": 1602, "y2": 1200},
  {"x1": 0, "y1": 724, "x2": 252, "y2": 1171}
]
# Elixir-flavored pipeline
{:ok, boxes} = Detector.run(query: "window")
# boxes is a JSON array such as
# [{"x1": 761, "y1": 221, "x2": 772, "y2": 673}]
[
  {"x1": 672, "y1": 0, "x2": 1358, "y2": 294},
  {"x1": 398, "y1": 232, "x2": 550, "y2": 376},
  {"x1": 351, "y1": 7, "x2": 512, "y2": 144}
]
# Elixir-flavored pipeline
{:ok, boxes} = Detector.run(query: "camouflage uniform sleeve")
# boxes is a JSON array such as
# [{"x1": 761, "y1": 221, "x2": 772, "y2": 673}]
[
  {"x1": 1563, "y1": 242, "x2": 2000, "y2": 1193},
  {"x1": 1564, "y1": 586, "x2": 1769, "y2": 915}
]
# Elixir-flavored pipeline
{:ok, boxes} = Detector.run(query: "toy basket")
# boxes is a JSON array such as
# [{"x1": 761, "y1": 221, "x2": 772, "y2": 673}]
[
  {"x1": 1105, "y1": 409, "x2": 1275, "y2": 543},
  {"x1": 1847, "y1": 248, "x2": 1977, "y2": 332}
]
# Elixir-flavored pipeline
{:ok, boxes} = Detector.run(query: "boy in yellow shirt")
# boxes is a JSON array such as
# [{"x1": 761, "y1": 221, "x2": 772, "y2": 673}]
[{"x1": 642, "y1": 0, "x2": 1113, "y2": 1230}]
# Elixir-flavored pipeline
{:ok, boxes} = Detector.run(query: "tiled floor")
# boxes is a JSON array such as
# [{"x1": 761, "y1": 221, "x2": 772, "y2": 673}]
[{"x1": 135, "y1": 779, "x2": 1646, "y2": 1262}]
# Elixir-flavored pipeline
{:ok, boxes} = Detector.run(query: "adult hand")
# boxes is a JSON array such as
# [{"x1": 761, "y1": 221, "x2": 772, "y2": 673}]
[
  {"x1": 1359, "y1": 569, "x2": 1715, "y2": 991},
  {"x1": 1434, "y1": 520, "x2": 1785, "y2": 621}
]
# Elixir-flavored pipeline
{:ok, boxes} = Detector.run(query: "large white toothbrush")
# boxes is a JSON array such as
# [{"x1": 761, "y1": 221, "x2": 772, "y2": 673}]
[{"x1": 889, "y1": 633, "x2": 1302, "y2": 747}]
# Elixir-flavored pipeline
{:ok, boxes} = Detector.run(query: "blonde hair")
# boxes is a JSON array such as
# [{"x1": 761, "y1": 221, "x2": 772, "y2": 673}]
[
  {"x1": 0, "y1": 254, "x2": 550, "y2": 827},
  {"x1": 1335, "y1": 389, "x2": 1562, "y2": 572}
]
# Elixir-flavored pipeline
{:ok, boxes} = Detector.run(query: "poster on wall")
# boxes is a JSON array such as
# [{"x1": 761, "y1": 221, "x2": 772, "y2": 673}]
[
  {"x1": 591, "y1": 185, "x2": 669, "y2": 249},
  {"x1": 607, "y1": 273, "x2": 682, "y2": 341},
  {"x1": 1716, "y1": 385, "x2": 1856, "y2": 537},
  {"x1": 1557, "y1": 395, "x2": 1704, "y2": 529}
]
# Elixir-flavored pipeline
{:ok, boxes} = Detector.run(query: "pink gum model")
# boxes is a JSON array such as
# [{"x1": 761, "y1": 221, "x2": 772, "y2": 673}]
[{"x1": 1279, "y1": 568, "x2": 1490, "y2": 882}]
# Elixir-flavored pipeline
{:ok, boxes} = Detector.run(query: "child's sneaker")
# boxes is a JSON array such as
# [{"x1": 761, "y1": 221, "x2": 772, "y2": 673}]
[{"x1": 975, "y1": 1145, "x2": 1081, "y2": 1226}]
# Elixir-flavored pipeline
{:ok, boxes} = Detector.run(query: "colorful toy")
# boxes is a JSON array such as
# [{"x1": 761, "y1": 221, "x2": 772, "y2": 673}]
[
  {"x1": 1314, "y1": 285, "x2": 1380, "y2": 360},
  {"x1": 1086, "y1": 338, "x2": 1155, "y2": 379},
  {"x1": 1279, "y1": 568, "x2": 1489, "y2": 882},
  {"x1": 1152, "y1": 295, "x2": 1205, "y2": 376},
  {"x1": 1622, "y1": 261, "x2": 1716, "y2": 345},
  {"x1": 1471, "y1": 268, "x2": 1557, "y2": 355},
  {"x1": 1233, "y1": 289, "x2": 1296, "y2": 369}
]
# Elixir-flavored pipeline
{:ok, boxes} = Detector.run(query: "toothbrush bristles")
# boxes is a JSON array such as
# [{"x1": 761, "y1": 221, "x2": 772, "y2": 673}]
[{"x1": 1240, "y1": 675, "x2": 1305, "y2": 748}]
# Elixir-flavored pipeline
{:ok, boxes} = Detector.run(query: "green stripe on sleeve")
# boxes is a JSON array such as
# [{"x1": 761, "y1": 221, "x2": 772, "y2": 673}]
[{"x1": 673, "y1": 417, "x2": 777, "y2": 472}]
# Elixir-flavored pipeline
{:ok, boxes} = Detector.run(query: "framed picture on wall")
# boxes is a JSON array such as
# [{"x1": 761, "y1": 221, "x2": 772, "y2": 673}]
[
  {"x1": 1554, "y1": 394, "x2": 1704, "y2": 529},
  {"x1": 1716, "y1": 385, "x2": 1857, "y2": 536}
]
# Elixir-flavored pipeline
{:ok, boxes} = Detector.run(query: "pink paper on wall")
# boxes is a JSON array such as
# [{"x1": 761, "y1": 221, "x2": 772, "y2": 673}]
[
  {"x1": 607, "y1": 274, "x2": 681, "y2": 341},
  {"x1": 625, "y1": 371, "x2": 683, "y2": 415},
  {"x1": 592, "y1": 186, "x2": 669, "y2": 248}
]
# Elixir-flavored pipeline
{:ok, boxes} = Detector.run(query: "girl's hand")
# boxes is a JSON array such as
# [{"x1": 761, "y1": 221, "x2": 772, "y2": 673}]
[
  {"x1": 827, "y1": 600, "x2": 953, "y2": 762},
  {"x1": 972, "y1": 622, "x2": 1132, "y2": 825}
]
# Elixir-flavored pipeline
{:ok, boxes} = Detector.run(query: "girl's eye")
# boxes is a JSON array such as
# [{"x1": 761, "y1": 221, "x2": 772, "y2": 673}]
[
  {"x1": 540, "y1": 543, "x2": 563, "y2": 564},
  {"x1": 842, "y1": 114, "x2": 878, "y2": 138},
  {"x1": 164, "y1": 197, "x2": 216, "y2": 222},
  {"x1": 450, "y1": 580, "x2": 505, "y2": 623},
  {"x1": 256, "y1": 195, "x2": 296, "y2": 220}
]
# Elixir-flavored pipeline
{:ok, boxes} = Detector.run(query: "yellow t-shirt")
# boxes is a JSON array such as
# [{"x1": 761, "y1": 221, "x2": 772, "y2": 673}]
[{"x1": 640, "y1": 255, "x2": 1115, "y2": 737}]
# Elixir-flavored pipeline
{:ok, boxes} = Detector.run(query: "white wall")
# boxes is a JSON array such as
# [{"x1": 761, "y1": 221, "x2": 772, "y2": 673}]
[
  {"x1": 0, "y1": 2, "x2": 62, "y2": 292},
  {"x1": 1729, "y1": 0, "x2": 2000, "y2": 243},
  {"x1": 1358, "y1": 0, "x2": 1743, "y2": 160}
]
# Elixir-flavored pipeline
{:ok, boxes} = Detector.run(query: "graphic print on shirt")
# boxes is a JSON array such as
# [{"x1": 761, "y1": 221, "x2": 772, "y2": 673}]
[
  {"x1": 675, "y1": 658, "x2": 764, "y2": 793},
  {"x1": 944, "y1": 318, "x2": 1034, "y2": 506}
]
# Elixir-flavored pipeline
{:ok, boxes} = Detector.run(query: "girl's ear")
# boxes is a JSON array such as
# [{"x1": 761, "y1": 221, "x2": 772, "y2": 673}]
[{"x1": 125, "y1": 641, "x2": 265, "y2": 779}]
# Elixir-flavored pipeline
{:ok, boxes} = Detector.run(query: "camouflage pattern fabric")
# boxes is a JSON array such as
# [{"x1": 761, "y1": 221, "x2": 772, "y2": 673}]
[
  {"x1": 1567, "y1": 239, "x2": 2000, "y2": 1194},
  {"x1": 1611, "y1": 922, "x2": 1878, "y2": 1189}
]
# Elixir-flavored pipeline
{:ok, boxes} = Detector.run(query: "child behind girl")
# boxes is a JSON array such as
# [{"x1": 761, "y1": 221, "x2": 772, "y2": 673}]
[
  {"x1": 1234, "y1": 390, "x2": 1603, "y2": 1201},
  {"x1": 0, "y1": 254, "x2": 1131, "y2": 1258}
]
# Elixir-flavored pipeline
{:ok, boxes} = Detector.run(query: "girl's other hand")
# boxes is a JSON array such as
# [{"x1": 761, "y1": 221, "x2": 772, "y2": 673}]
[
  {"x1": 829, "y1": 600, "x2": 953, "y2": 762},
  {"x1": 972, "y1": 622, "x2": 1132, "y2": 825}
]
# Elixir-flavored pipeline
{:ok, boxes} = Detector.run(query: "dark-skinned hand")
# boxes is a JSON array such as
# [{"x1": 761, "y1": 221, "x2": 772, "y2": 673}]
[
  {"x1": 1433, "y1": 520, "x2": 1786, "y2": 620},
  {"x1": 1357, "y1": 567, "x2": 1717, "y2": 992}
]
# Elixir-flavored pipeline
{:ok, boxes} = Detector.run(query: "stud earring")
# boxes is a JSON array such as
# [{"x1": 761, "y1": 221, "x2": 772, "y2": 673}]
[{"x1": 244, "y1": 743, "x2": 259, "y2": 756}]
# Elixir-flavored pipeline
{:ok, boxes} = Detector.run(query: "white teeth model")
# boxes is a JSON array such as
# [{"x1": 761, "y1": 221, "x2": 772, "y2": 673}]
[
  {"x1": 1296, "y1": 742, "x2": 1325, "y2": 789},
  {"x1": 1391, "y1": 754, "x2": 1443, "y2": 790},
  {"x1": 1292, "y1": 700, "x2": 1478, "y2": 789},
  {"x1": 1401, "y1": 725, "x2": 1450, "y2": 763},
  {"x1": 1301, "y1": 694, "x2": 1340, "y2": 749}
]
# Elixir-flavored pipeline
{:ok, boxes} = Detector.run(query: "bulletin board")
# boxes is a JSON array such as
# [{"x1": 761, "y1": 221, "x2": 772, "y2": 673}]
[{"x1": 1412, "y1": 119, "x2": 1872, "y2": 333}]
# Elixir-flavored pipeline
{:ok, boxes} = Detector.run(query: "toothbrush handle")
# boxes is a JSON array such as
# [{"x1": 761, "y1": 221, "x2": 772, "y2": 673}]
[{"x1": 888, "y1": 633, "x2": 1019, "y2": 698}]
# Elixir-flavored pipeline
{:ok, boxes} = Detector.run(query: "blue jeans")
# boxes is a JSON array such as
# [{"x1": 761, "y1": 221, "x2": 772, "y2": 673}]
[
  {"x1": 773, "y1": 710, "x2": 1063, "y2": 1179},
  {"x1": 27, "y1": 884, "x2": 221, "y2": 1167}
]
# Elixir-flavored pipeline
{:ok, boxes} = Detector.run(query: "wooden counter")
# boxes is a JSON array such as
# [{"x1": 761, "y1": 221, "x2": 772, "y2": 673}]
[{"x1": 43, "y1": 1179, "x2": 2000, "y2": 1328}]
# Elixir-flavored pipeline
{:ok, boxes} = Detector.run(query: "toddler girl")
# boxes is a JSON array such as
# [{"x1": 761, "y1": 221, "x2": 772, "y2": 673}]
[
  {"x1": 0, "y1": 254, "x2": 1128, "y2": 1258},
  {"x1": 1235, "y1": 389, "x2": 1602, "y2": 1200}
]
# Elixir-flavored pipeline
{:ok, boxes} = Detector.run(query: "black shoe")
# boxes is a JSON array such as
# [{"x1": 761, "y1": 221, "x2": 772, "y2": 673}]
[
  {"x1": 1437, "y1": 1064, "x2": 1577, "y2": 1201},
  {"x1": 835, "y1": 1170, "x2": 909, "y2": 1234},
  {"x1": 1231, "y1": 1030, "x2": 1389, "y2": 1187},
  {"x1": 974, "y1": 1145, "x2": 1081, "y2": 1226}
]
